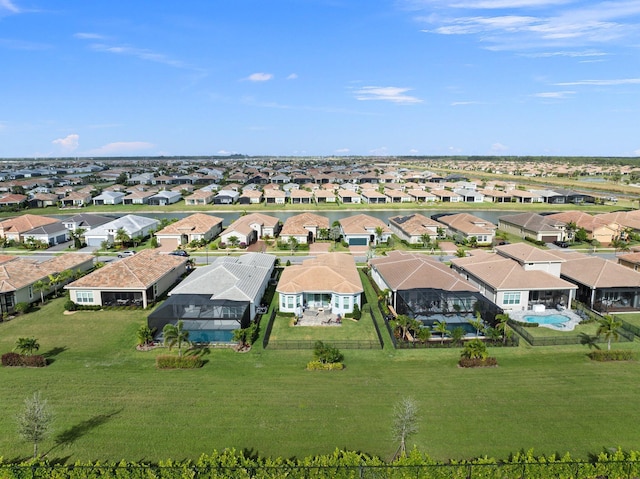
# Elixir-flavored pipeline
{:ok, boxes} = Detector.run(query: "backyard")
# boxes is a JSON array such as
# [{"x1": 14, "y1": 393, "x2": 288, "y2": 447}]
[{"x1": 0, "y1": 297, "x2": 639, "y2": 464}]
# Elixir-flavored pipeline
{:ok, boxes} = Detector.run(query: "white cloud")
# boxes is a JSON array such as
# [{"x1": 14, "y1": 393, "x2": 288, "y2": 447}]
[
  {"x1": 634, "y1": 148, "x2": 640, "y2": 156},
  {"x1": 74, "y1": 32, "x2": 107, "y2": 40},
  {"x1": 409, "y1": 148, "x2": 419, "y2": 154},
  {"x1": 450, "y1": 0, "x2": 569, "y2": 7},
  {"x1": 287, "y1": 73, "x2": 298, "y2": 80},
  {"x1": 246, "y1": 72, "x2": 274, "y2": 82},
  {"x1": 52, "y1": 134, "x2": 79, "y2": 152},
  {"x1": 533, "y1": 90, "x2": 575, "y2": 98},
  {"x1": 451, "y1": 100, "x2": 485, "y2": 105},
  {"x1": 354, "y1": 86, "x2": 423, "y2": 104},
  {"x1": 369, "y1": 146, "x2": 389, "y2": 155},
  {"x1": 522, "y1": 50, "x2": 607, "y2": 58},
  {"x1": 0, "y1": 0, "x2": 19, "y2": 14},
  {"x1": 491, "y1": 142, "x2": 509, "y2": 151},
  {"x1": 89, "y1": 43, "x2": 193, "y2": 69},
  {"x1": 335, "y1": 148, "x2": 350, "y2": 153},
  {"x1": 216, "y1": 149, "x2": 237, "y2": 155},
  {"x1": 555, "y1": 78, "x2": 640, "y2": 86},
  {"x1": 85, "y1": 141, "x2": 154, "y2": 156}
]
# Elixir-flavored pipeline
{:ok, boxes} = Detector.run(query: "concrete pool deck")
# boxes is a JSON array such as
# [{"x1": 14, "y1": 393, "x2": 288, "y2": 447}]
[{"x1": 510, "y1": 308, "x2": 583, "y2": 331}]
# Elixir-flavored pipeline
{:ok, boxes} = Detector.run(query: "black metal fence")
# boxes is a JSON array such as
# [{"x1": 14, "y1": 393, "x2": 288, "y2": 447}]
[
  {"x1": 5, "y1": 461, "x2": 640, "y2": 478},
  {"x1": 265, "y1": 339, "x2": 382, "y2": 350}
]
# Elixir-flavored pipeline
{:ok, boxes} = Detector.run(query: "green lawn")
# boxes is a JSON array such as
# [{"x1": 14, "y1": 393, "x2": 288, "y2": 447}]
[{"x1": 1, "y1": 298, "x2": 640, "y2": 464}]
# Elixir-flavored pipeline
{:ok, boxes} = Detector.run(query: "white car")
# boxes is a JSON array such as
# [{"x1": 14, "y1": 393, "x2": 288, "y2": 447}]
[{"x1": 117, "y1": 250, "x2": 136, "y2": 258}]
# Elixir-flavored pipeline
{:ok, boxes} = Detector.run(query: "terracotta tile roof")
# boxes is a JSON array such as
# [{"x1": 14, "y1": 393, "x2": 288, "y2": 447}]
[
  {"x1": 547, "y1": 250, "x2": 640, "y2": 288},
  {"x1": 277, "y1": 253, "x2": 362, "y2": 294},
  {"x1": 280, "y1": 213, "x2": 329, "y2": 236},
  {"x1": 370, "y1": 251, "x2": 478, "y2": 292},
  {"x1": 498, "y1": 212, "x2": 565, "y2": 232},
  {"x1": 339, "y1": 214, "x2": 391, "y2": 235},
  {"x1": 0, "y1": 253, "x2": 94, "y2": 293},
  {"x1": 155, "y1": 213, "x2": 223, "y2": 236},
  {"x1": 389, "y1": 213, "x2": 441, "y2": 237},
  {"x1": 438, "y1": 213, "x2": 496, "y2": 235},
  {"x1": 0, "y1": 214, "x2": 59, "y2": 234},
  {"x1": 451, "y1": 251, "x2": 576, "y2": 291},
  {"x1": 66, "y1": 249, "x2": 187, "y2": 290},
  {"x1": 546, "y1": 210, "x2": 617, "y2": 233},
  {"x1": 495, "y1": 242, "x2": 565, "y2": 264}
]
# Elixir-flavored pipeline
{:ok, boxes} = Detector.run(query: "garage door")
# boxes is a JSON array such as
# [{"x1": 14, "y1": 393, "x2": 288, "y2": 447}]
[
  {"x1": 541, "y1": 235, "x2": 557, "y2": 243},
  {"x1": 348, "y1": 237, "x2": 368, "y2": 246}
]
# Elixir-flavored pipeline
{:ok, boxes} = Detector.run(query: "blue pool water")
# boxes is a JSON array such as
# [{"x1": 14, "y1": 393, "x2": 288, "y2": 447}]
[
  {"x1": 522, "y1": 314, "x2": 569, "y2": 325},
  {"x1": 188, "y1": 330, "x2": 234, "y2": 343}
]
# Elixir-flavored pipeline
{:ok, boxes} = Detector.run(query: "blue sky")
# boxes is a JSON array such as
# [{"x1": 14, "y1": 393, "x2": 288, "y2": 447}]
[{"x1": 1, "y1": 0, "x2": 640, "y2": 158}]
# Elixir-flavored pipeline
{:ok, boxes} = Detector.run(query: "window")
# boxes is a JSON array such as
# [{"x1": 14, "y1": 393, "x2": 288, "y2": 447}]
[
  {"x1": 287, "y1": 296, "x2": 294, "y2": 309},
  {"x1": 76, "y1": 291, "x2": 94, "y2": 303},
  {"x1": 343, "y1": 296, "x2": 350, "y2": 310},
  {"x1": 503, "y1": 292, "x2": 521, "y2": 305}
]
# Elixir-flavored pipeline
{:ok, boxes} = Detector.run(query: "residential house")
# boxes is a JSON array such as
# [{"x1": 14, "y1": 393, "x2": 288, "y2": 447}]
[
  {"x1": 431, "y1": 189, "x2": 462, "y2": 202},
  {"x1": 154, "y1": 213, "x2": 223, "y2": 248},
  {"x1": 83, "y1": 214, "x2": 159, "y2": 247},
  {"x1": 277, "y1": 253, "x2": 363, "y2": 316},
  {"x1": 454, "y1": 188, "x2": 485, "y2": 203},
  {"x1": 147, "y1": 190, "x2": 182, "y2": 206},
  {"x1": 361, "y1": 189, "x2": 388, "y2": 204},
  {"x1": 337, "y1": 189, "x2": 362, "y2": 204},
  {"x1": 388, "y1": 213, "x2": 442, "y2": 245},
  {"x1": 450, "y1": 243, "x2": 577, "y2": 313},
  {"x1": 238, "y1": 189, "x2": 263, "y2": 205},
  {"x1": 437, "y1": 213, "x2": 496, "y2": 245},
  {"x1": 147, "y1": 253, "x2": 276, "y2": 341},
  {"x1": 0, "y1": 253, "x2": 94, "y2": 314},
  {"x1": 220, "y1": 213, "x2": 281, "y2": 245},
  {"x1": 498, "y1": 212, "x2": 565, "y2": 243},
  {"x1": 28, "y1": 193, "x2": 59, "y2": 208},
  {"x1": 213, "y1": 189, "x2": 240, "y2": 205},
  {"x1": 123, "y1": 190, "x2": 156, "y2": 205},
  {"x1": 264, "y1": 189, "x2": 287, "y2": 205},
  {"x1": 407, "y1": 189, "x2": 437, "y2": 203},
  {"x1": 62, "y1": 213, "x2": 113, "y2": 233},
  {"x1": 313, "y1": 189, "x2": 336, "y2": 204},
  {"x1": 369, "y1": 251, "x2": 500, "y2": 325},
  {"x1": 546, "y1": 211, "x2": 620, "y2": 245},
  {"x1": 184, "y1": 189, "x2": 215, "y2": 206},
  {"x1": 92, "y1": 191, "x2": 125, "y2": 205},
  {"x1": 548, "y1": 250, "x2": 640, "y2": 313},
  {"x1": 66, "y1": 249, "x2": 187, "y2": 309},
  {"x1": 0, "y1": 193, "x2": 28, "y2": 208},
  {"x1": 0, "y1": 214, "x2": 60, "y2": 243},
  {"x1": 23, "y1": 221, "x2": 69, "y2": 246},
  {"x1": 339, "y1": 214, "x2": 392, "y2": 246},
  {"x1": 279, "y1": 212, "x2": 329, "y2": 244},
  {"x1": 384, "y1": 188, "x2": 412, "y2": 203},
  {"x1": 289, "y1": 189, "x2": 313, "y2": 204},
  {"x1": 617, "y1": 252, "x2": 640, "y2": 271}
]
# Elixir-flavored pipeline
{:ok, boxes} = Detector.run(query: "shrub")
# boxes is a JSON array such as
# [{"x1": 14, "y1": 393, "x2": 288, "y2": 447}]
[
  {"x1": 14, "y1": 302, "x2": 31, "y2": 314},
  {"x1": 306, "y1": 360, "x2": 345, "y2": 371},
  {"x1": 2, "y1": 352, "x2": 47, "y2": 367},
  {"x1": 313, "y1": 341, "x2": 344, "y2": 364},
  {"x1": 64, "y1": 300, "x2": 77, "y2": 311},
  {"x1": 351, "y1": 303, "x2": 361, "y2": 321},
  {"x1": 588, "y1": 350, "x2": 637, "y2": 361},
  {"x1": 155, "y1": 354, "x2": 204, "y2": 369},
  {"x1": 459, "y1": 357, "x2": 498, "y2": 368}
]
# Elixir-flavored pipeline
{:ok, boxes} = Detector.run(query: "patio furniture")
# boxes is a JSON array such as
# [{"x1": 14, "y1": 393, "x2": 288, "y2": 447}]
[{"x1": 532, "y1": 304, "x2": 545, "y2": 313}]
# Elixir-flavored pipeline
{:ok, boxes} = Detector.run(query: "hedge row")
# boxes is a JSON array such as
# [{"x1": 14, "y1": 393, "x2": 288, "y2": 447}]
[
  {"x1": 306, "y1": 360, "x2": 345, "y2": 371},
  {"x1": 155, "y1": 355, "x2": 204, "y2": 369},
  {"x1": 3, "y1": 448, "x2": 640, "y2": 479},
  {"x1": 458, "y1": 357, "x2": 498, "y2": 368},
  {"x1": 588, "y1": 350, "x2": 637, "y2": 361},
  {"x1": 1, "y1": 352, "x2": 47, "y2": 367}
]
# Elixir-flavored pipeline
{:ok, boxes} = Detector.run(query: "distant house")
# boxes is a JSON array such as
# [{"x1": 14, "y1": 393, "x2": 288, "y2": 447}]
[
  {"x1": 388, "y1": 213, "x2": 442, "y2": 245},
  {"x1": 60, "y1": 190, "x2": 93, "y2": 208},
  {"x1": 407, "y1": 189, "x2": 436, "y2": 203},
  {"x1": 0, "y1": 253, "x2": 94, "y2": 314},
  {"x1": 0, "y1": 214, "x2": 60, "y2": 243},
  {"x1": 92, "y1": 191, "x2": 125, "y2": 206},
  {"x1": 238, "y1": 189, "x2": 263, "y2": 205},
  {"x1": 546, "y1": 211, "x2": 620, "y2": 246},
  {"x1": 289, "y1": 189, "x2": 313, "y2": 204},
  {"x1": 454, "y1": 188, "x2": 484, "y2": 203},
  {"x1": 66, "y1": 250, "x2": 187, "y2": 309},
  {"x1": 264, "y1": 189, "x2": 287, "y2": 205},
  {"x1": 213, "y1": 189, "x2": 240, "y2": 205},
  {"x1": 29, "y1": 193, "x2": 60, "y2": 208},
  {"x1": 360, "y1": 189, "x2": 388, "y2": 204},
  {"x1": 184, "y1": 189, "x2": 215, "y2": 206},
  {"x1": 437, "y1": 213, "x2": 496, "y2": 245},
  {"x1": 148, "y1": 253, "x2": 276, "y2": 342},
  {"x1": 122, "y1": 190, "x2": 156, "y2": 205},
  {"x1": 498, "y1": 212, "x2": 565, "y2": 243},
  {"x1": 220, "y1": 213, "x2": 281, "y2": 245},
  {"x1": 313, "y1": 189, "x2": 336, "y2": 204},
  {"x1": 431, "y1": 189, "x2": 462, "y2": 203},
  {"x1": 83, "y1": 214, "x2": 159, "y2": 247},
  {"x1": 0, "y1": 193, "x2": 28, "y2": 208},
  {"x1": 62, "y1": 213, "x2": 113, "y2": 233},
  {"x1": 339, "y1": 214, "x2": 392, "y2": 246},
  {"x1": 277, "y1": 253, "x2": 363, "y2": 316},
  {"x1": 154, "y1": 213, "x2": 223, "y2": 248},
  {"x1": 617, "y1": 252, "x2": 640, "y2": 272},
  {"x1": 279, "y1": 212, "x2": 329, "y2": 244},
  {"x1": 384, "y1": 188, "x2": 412, "y2": 203},
  {"x1": 23, "y1": 222, "x2": 69, "y2": 246},
  {"x1": 337, "y1": 189, "x2": 361, "y2": 204},
  {"x1": 147, "y1": 190, "x2": 182, "y2": 206}
]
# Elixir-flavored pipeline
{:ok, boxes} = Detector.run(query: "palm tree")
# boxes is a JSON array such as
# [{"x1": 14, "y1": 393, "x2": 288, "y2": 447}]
[
  {"x1": 565, "y1": 221, "x2": 577, "y2": 242},
  {"x1": 114, "y1": 227, "x2": 130, "y2": 249},
  {"x1": 610, "y1": 238, "x2": 630, "y2": 256},
  {"x1": 228, "y1": 235, "x2": 240, "y2": 248},
  {"x1": 494, "y1": 313, "x2": 510, "y2": 344},
  {"x1": 374, "y1": 226, "x2": 384, "y2": 246},
  {"x1": 69, "y1": 227, "x2": 86, "y2": 249},
  {"x1": 163, "y1": 320, "x2": 191, "y2": 357},
  {"x1": 47, "y1": 272, "x2": 62, "y2": 297},
  {"x1": 288, "y1": 237, "x2": 299, "y2": 254},
  {"x1": 32, "y1": 279, "x2": 49, "y2": 305},
  {"x1": 450, "y1": 326, "x2": 466, "y2": 345},
  {"x1": 433, "y1": 320, "x2": 449, "y2": 345},
  {"x1": 395, "y1": 314, "x2": 411, "y2": 341},
  {"x1": 136, "y1": 325, "x2": 156, "y2": 347},
  {"x1": 15, "y1": 337, "x2": 40, "y2": 356},
  {"x1": 460, "y1": 339, "x2": 488, "y2": 360},
  {"x1": 419, "y1": 233, "x2": 431, "y2": 248},
  {"x1": 596, "y1": 315, "x2": 623, "y2": 351},
  {"x1": 468, "y1": 312, "x2": 485, "y2": 337}
]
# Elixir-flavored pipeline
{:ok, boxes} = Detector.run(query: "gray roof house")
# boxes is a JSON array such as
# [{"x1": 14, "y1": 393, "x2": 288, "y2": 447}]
[
  {"x1": 498, "y1": 212, "x2": 565, "y2": 243},
  {"x1": 147, "y1": 253, "x2": 276, "y2": 342},
  {"x1": 83, "y1": 214, "x2": 159, "y2": 247},
  {"x1": 92, "y1": 191, "x2": 125, "y2": 205},
  {"x1": 62, "y1": 213, "x2": 114, "y2": 232}
]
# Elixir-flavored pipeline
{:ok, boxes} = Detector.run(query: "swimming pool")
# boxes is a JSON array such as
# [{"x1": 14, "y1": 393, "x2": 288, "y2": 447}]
[
  {"x1": 187, "y1": 329, "x2": 234, "y2": 343},
  {"x1": 522, "y1": 314, "x2": 571, "y2": 325}
]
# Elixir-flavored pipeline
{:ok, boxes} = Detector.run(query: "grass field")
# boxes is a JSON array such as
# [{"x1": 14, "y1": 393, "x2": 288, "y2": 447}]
[{"x1": 1, "y1": 297, "x2": 639, "y2": 464}]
